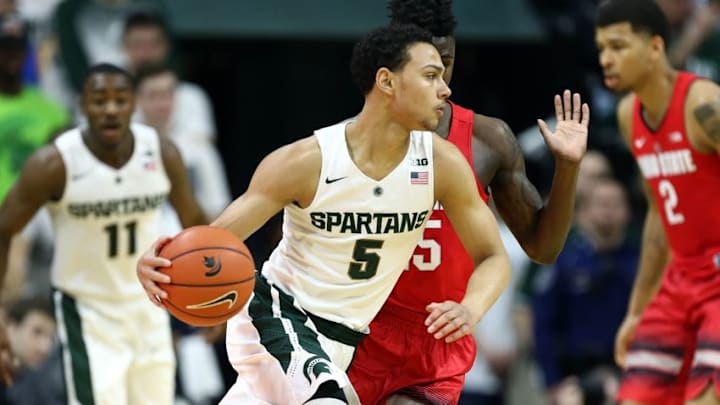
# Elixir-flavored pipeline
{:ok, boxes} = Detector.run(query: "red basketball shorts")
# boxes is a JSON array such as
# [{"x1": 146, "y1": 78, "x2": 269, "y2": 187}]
[
  {"x1": 618, "y1": 250, "x2": 720, "y2": 405},
  {"x1": 348, "y1": 304, "x2": 476, "y2": 405}
]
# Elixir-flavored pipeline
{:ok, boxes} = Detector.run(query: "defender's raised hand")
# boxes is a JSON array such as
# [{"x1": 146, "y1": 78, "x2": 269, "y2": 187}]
[{"x1": 537, "y1": 89, "x2": 590, "y2": 164}]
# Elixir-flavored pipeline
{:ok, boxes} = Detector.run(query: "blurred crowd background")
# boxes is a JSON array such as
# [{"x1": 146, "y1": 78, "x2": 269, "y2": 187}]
[{"x1": 3, "y1": 0, "x2": 720, "y2": 404}]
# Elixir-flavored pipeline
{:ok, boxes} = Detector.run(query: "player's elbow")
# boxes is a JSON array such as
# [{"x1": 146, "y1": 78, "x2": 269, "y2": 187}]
[{"x1": 521, "y1": 240, "x2": 560, "y2": 265}]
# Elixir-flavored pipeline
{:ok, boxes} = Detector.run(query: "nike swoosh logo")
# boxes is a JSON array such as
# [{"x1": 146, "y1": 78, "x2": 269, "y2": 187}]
[
  {"x1": 186, "y1": 291, "x2": 238, "y2": 310},
  {"x1": 325, "y1": 176, "x2": 347, "y2": 184},
  {"x1": 71, "y1": 172, "x2": 90, "y2": 181}
]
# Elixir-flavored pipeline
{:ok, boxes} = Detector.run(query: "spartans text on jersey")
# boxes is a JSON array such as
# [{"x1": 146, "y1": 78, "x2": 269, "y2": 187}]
[
  {"x1": 310, "y1": 210, "x2": 430, "y2": 234},
  {"x1": 68, "y1": 193, "x2": 167, "y2": 218}
]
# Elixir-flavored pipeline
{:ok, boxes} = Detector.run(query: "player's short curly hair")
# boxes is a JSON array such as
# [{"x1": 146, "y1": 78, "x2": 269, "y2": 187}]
[
  {"x1": 388, "y1": 0, "x2": 457, "y2": 38},
  {"x1": 596, "y1": 0, "x2": 669, "y2": 45},
  {"x1": 350, "y1": 24, "x2": 433, "y2": 96}
]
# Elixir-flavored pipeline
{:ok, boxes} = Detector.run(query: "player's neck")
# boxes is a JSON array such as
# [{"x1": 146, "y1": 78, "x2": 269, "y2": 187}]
[
  {"x1": 351, "y1": 98, "x2": 414, "y2": 145},
  {"x1": 634, "y1": 67, "x2": 678, "y2": 126},
  {"x1": 81, "y1": 129, "x2": 135, "y2": 169}
]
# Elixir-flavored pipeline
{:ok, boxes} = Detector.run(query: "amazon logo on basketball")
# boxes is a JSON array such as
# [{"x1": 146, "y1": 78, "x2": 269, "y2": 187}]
[{"x1": 203, "y1": 256, "x2": 222, "y2": 276}]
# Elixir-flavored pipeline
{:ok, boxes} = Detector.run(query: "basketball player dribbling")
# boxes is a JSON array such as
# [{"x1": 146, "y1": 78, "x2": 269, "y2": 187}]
[
  {"x1": 596, "y1": 1, "x2": 720, "y2": 404},
  {"x1": 347, "y1": 1, "x2": 591, "y2": 404},
  {"x1": 137, "y1": 24, "x2": 512, "y2": 405},
  {"x1": 0, "y1": 64, "x2": 206, "y2": 404}
]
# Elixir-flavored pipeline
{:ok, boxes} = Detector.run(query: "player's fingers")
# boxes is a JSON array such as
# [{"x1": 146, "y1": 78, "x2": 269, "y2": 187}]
[
  {"x1": 431, "y1": 316, "x2": 467, "y2": 340},
  {"x1": 554, "y1": 94, "x2": 563, "y2": 122},
  {"x1": 572, "y1": 92, "x2": 581, "y2": 122},
  {"x1": 581, "y1": 103, "x2": 590, "y2": 127},
  {"x1": 563, "y1": 89, "x2": 571, "y2": 120},
  {"x1": 152, "y1": 236, "x2": 173, "y2": 255},
  {"x1": 614, "y1": 334, "x2": 627, "y2": 368},
  {"x1": 444, "y1": 323, "x2": 472, "y2": 343},
  {"x1": 139, "y1": 254, "x2": 172, "y2": 272},
  {"x1": 137, "y1": 262, "x2": 171, "y2": 283},
  {"x1": 537, "y1": 119, "x2": 552, "y2": 141},
  {"x1": 424, "y1": 301, "x2": 452, "y2": 326}
]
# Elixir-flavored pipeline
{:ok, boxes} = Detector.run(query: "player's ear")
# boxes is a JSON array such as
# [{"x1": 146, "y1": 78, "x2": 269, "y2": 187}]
[
  {"x1": 376, "y1": 67, "x2": 394, "y2": 95},
  {"x1": 649, "y1": 35, "x2": 665, "y2": 62}
]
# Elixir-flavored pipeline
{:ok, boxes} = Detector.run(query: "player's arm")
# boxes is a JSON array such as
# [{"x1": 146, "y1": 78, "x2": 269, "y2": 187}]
[
  {"x1": 488, "y1": 90, "x2": 589, "y2": 264},
  {"x1": 426, "y1": 137, "x2": 511, "y2": 343},
  {"x1": 0, "y1": 146, "x2": 64, "y2": 295},
  {"x1": 614, "y1": 94, "x2": 669, "y2": 366},
  {"x1": 211, "y1": 136, "x2": 320, "y2": 239},
  {"x1": 137, "y1": 136, "x2": 321, "y2": 302},
  {"x1": 159, "y1": 137, "x2": 208, "y2": 227},
  {"x1": 688, "y1": 79, "x2": 720, "y2": 154},
  {"x1": 0, "y1": 145, "x2": 65, "y2": 384}
]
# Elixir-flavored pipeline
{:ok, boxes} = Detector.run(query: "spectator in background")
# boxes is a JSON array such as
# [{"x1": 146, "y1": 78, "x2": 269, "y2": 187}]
[
  {"x1": 460, "y1": 203, "x2": 531, "y2": 405},
  {"x1": 135, "y1": 63, "x2": 233, "y2": 405},
  {"x1": 0, "y1": 296, "x2": 64, "y2": 405},
  {"x1": 532, "y1": 177, "x2": 639, "y2": 405},
  {"x1": 666, "y1": 0, "x2": 720, "y2": 82},
  {"x1": 134, "y1": 63, "x2": 230, "y2": 226},
  {"x1": 43, "y1": 0, "x2": 165, "y2": 116},
  {"x1": 0, "y1": 12, "x2": 68, "y2": 303},
  {"x1": 123, "y1": 10, "x2": 217, "y2": 144}
]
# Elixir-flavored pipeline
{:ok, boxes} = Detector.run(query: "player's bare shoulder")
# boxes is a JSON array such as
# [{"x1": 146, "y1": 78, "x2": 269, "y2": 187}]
[
  {"x1": 21, "y1": 143, "x2": 66, "y2": 201},
  {"x1": 471, "y1": 114, "x2": 522, "y2": 180},
  {"x1": 432, "y1": 134, "x2": 477, "y2": 198},
  {"x1": 254, "y1": 135, "x2": 322, "y2": 208}
]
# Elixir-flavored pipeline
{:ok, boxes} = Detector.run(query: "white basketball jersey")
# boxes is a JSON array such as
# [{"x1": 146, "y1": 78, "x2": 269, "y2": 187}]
[
  {"x1": 263, "y1": 121, "x2": 435, "y2": 331},
  {"x1": 46, "y1": 124, "x2": 170, "y2": 301}
]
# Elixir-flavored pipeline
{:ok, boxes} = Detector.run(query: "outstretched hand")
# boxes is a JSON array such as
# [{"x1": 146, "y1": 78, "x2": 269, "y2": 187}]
[
  {"x1": 136, "y1": 236, "x2": 173, "y2": 308},
  {"x1": 537, "y1": 89, "x2": 590, "y2": 164}
]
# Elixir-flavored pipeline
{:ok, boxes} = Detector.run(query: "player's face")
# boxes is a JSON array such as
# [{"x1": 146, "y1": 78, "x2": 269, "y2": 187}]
[
  {"x1": 432, "y1": 35, "x2": 456, "y2": 85},
  {"x1": 123, "y1": 26, "x2": 168, "y2": 71},
  {"x1": 7, "y1": 311, "x2": 56, "y2": 369},
  {"x1": 137, "y1": 71, "x2": 176, "y2": 130},
  {"x1": 392, "y1": 42, "x2": 451, "y2": 131},
  {"x1": 81, "y1": 72, "x2": 135, "y2": 146},
  {"x1": 596, "y1": 22, "x2": 660, "y2": 92}
]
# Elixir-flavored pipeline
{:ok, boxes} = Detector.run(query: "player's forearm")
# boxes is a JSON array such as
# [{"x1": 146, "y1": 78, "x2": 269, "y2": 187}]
[
  {"x1": 460, "y1": 253, "x2": 511, "y2": 325},
  {"x1": 626, "y1": 210, "x2": 668, "y2": 317},
  {"x1": 527, "y1": 159, "x2": 580, "y2": 264}
]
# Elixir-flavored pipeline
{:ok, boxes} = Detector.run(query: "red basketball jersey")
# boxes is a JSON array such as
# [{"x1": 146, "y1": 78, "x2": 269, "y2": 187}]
[
  {"x1": 384, "y1": 102, "x2": 489, "y2": 313},
  {"x1": 632, "y1": 71, "x2": 720, "y2": 258}
]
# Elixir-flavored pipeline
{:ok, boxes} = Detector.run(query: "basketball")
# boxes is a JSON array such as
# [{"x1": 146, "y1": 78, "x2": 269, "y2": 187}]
[{"x1": 157, "y1": 225, "x2": 256, "y2": 327}]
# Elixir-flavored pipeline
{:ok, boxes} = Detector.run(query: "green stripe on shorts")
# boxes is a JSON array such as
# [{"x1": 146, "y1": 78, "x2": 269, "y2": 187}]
[
  {"x1": 61, "y1": 293, "x2": 95, "y2": 405},
  {"x1": 249, "y1": 275, "x2": 331, "y2": 372}
]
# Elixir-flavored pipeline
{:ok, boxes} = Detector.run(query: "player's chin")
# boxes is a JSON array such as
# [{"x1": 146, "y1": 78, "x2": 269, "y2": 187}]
[{"x1": 422, "y1": 118, "x2": 439, "y2": 132}]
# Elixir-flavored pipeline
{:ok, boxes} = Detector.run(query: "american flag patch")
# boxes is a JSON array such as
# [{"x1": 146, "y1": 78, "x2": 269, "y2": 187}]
[{"x1": 410, "y1": 171, "x2": 428, "y2": 185}]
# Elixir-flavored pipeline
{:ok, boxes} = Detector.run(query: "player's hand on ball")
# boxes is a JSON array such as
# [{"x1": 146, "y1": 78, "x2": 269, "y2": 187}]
[
  {"x1": 425, "y1": 301, "x2": 475, "y2": 343},
  {"x1": 136, "y1": 236, "x2": 173, "y2": 307}
]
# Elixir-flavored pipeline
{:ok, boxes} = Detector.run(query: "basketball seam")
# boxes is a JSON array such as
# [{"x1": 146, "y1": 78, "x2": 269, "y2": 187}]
[
  {"x1": 169, "y1": 274, "x2": 256, "y2": 287},
  {"x1": 164, "y1": 246, "x2": 253, "y2": 262}
]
